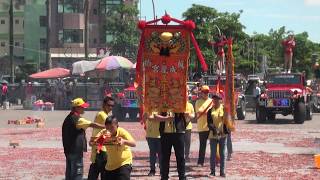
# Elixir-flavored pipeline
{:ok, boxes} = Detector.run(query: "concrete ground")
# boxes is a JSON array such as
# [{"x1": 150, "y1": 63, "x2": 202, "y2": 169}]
[{"x1": 1, "y1": 107, "x2": 320, "y2": 179}]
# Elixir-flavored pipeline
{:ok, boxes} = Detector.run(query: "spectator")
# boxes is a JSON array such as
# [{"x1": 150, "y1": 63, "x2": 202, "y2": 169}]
[{"x1": 1, "y1": 81, "x2": 8, "y2": 108}]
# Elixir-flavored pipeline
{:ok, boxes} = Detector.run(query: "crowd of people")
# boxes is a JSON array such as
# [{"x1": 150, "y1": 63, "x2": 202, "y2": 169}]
[{"x1": 62, "y1": 84, "x2": 233, "y2": 180}]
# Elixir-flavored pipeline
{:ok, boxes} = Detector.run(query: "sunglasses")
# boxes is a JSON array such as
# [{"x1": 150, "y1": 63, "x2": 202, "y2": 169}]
[{"x1": 106, "y1": 104, "x2": 114, "y2": 107}]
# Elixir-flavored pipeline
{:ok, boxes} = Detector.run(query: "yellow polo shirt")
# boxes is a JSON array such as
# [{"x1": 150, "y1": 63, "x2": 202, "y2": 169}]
[
  {"x1": 90, "y1": 111, "x2": 110, "y2": 163},
  {"x1": 208, "y1": 104, "x2": 227, "y2": 139},
  {"x1": 195, "y1": 98, "x2": 212, "y2": 132},
  {"x1": 146, "y1": 112, "x2": 160, "y2": 138},
  {"x1": 186, "y1": 102, "x2": 195, "y2": 130},
  {"x1": 100, "y1": 127, "x2": 134, "y2": 171},
  {"x1": 76, "y1": 117, "x2": 91, "y2": 130}
]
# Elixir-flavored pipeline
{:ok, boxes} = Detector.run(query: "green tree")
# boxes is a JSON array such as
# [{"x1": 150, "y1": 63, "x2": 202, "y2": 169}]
[
  {"x1": 182, "y1": 4, "x2": 246, "y2": 73},
  {"x1": 103, "y1": 2, "x2": 139, "y2": 59}
]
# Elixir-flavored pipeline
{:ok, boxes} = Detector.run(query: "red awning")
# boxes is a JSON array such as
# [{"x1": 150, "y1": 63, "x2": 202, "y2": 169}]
[{"x1": 29, "y1": 68, "x2": 70, "y2": 79}]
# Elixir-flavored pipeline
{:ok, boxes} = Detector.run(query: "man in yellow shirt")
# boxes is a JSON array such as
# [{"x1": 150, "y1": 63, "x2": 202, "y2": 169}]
[
  {"x1": 62, "y1": 98, "x2": 105, "y2": 180},
  {"x1": 185, "y1": 97, "x2": 195, "y2": 162},
  {"x1": 195, "y1": 85, "x2": 213, "y2": 166},
  {"x1": 143, "y1": 112, "x2": 161, "y2": 176},
  {"x1": 88, "y1": 96, "x2": 115, "y2": 180},
  {"x1": 93, "y1": 115, "x2": 136, "y2": 180},
  {"x1": 207, "y1": 93, "x2": 228, "y2": 177}
]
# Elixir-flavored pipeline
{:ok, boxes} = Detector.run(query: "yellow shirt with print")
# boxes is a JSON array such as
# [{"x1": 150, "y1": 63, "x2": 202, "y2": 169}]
[
  {"x1": 90, "y1": 111, "x2": 110, "y2": 163},
  {"x1": 98, "y1": 127, "x2": 134, "y2": 171},
  {"x1": 186, "y1": 102, "x2": 195, "y2": 130},
  {"x1": 146, "y1": 112, "x2": 160, "y2": 138},
  {"x1": 195, "y1": 98, "x2": 212, "y2": 132},
  {"x1": 208, "y1": 104, "x2": 227, "y2": 139}
]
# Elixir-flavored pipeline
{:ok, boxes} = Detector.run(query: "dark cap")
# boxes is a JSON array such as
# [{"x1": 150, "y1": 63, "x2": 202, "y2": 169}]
[{"x1": 212, "y1": 93, "x2": 222, "y2": 100}]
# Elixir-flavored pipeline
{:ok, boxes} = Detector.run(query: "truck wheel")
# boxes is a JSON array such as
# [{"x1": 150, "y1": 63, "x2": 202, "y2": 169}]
[
  {"x1": 118, "y1": 106, "x2": 126, "y2": 121},
  {"x1": 128, "y1": 108, "x2": 138, "y2": 121},
  {"x1": 267, "y1": 114, "x2": 276, "y2": 121},
  {"x1": 306, "y1": 103, "x2": 312, "y2": 120},
  {"x1": 256, "y1": 106, "x2": 267, "y2": 123},
  {"x1": 312, "y1": 96, "x2": 320, "y2": 113},
  {"x1": 293, "y1": 102, "x2": 306, "y2": 124},
  {"x1": 237, "y1": 100, "x2": 246, "y2": 120}
]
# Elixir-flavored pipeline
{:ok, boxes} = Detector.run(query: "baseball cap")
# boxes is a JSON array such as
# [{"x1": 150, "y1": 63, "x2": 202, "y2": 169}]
[
  {"x1": 72, "y1": 98, "x2": 89, "y2": 108},
  {"x1": 200, "y1": 85, "x2": 210, "y2": 92}
]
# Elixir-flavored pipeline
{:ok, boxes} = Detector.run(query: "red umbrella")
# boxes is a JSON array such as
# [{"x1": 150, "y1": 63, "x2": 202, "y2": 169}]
[{"x1": 29, "y1": 68, "x2": 70, "y2": 79}]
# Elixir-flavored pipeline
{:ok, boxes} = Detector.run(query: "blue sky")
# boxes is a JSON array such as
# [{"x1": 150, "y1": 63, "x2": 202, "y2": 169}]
[{"x1": 139, "y1": 0, "x2": 320, "y2": 43}]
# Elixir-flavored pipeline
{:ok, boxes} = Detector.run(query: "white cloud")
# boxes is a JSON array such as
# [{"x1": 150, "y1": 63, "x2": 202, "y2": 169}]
[{"x1": 304, "y1": 0, "x2": 320, "y2": 6}]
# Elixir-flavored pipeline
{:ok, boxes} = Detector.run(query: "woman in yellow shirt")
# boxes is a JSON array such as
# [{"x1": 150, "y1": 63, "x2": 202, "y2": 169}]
[{"x1": 207, "y1": 93, "x2": 229, "y2": 177}]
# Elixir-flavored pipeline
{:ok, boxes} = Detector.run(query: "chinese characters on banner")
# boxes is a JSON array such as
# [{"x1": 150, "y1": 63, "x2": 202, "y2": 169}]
[{"x1": 142, "y1": 27, "x2": 190, "y2": 113}]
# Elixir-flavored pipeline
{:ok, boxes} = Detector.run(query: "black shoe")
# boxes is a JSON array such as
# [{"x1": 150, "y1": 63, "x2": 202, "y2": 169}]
[
  {"x1": 220, "y1": 172, "x2": 226, "y2": 177},
  {"x1": 209, "y1": 171, "x2": 215, "y2": 177},
  {"x1": 227, "y1": 153, "x2": 232, "y2": 161},
  {"x1": 148, "y1": 171, "x2": 155, "y2": 176}
]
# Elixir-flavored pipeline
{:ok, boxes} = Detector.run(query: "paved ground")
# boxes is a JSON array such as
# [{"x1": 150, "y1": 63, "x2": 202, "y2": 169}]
[{"x1": 1, "y1": 108, "x2": 320, "y2": 179}]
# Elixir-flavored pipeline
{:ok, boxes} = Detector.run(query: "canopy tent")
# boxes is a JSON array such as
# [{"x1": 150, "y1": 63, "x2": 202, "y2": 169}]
[
  {"x1": 72, "y1": 60, "x2": 100, "y2": 75},
  {"x1": 29, "y1": 68, "x2": 70, "y2": 79}
]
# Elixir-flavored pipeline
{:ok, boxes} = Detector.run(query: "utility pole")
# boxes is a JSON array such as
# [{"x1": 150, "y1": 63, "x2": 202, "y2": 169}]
[
  {"x1": 84, "y1": 0, "x2": 89, "y2": 59},
  {"x1": 9, "y1": 0, "x2": 14, "y2": 83}
]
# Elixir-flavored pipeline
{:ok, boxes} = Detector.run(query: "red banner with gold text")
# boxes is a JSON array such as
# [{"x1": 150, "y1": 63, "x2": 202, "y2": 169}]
[{"x1": 142, "y1": 26, "x2": 190, "y2": 113}]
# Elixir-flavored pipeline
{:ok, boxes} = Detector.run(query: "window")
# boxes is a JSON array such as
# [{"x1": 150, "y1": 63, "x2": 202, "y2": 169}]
[
  {"x1": 15, "y1": 19, "x2": 19, "y2": 24},
  {"x1": 1, "y1": 42, "x2": 5, "y2": 47},
  {"x1": 14, "y1": 42, "x2": 20, "y2": 47},
  {"x1": 58, "y1": 0, "x2": 84, "y2": 13},
  {"x1": 58, "y1": 30, "x2": 64, "y2": 44},
  {"x1": 100, "y1": 0, "x2": 121, "y2": 14},
  {"x1": 39, "y1": 16, "x2": 47, "y2": 27},
  {"x1": 63, "y1": 29, "x2": 83, "y2": 43},
  {"x1": 0, "y1": 20, "x2": 5, "y2": 24},
  {"x1": 40, "y1": 38, "x2": 47, "y2": 49}
]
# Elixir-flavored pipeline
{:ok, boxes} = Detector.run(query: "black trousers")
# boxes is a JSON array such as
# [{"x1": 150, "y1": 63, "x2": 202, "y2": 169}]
[
  {"x1": 160, "y1": 133, "x2": 186, "y2": 180},
  {"x1": 88, "y1": 152, "x2": 107, "y2": 180},
  {"x1": 65, "y1": 153, "x2": 83, "y2": 180},
  {"x1": 184, "y1": 129, "x2": 191, "y2": 159},
  {"x1": 103, "y1": 164, "x2": 132, "y2": 180},
  {"x1": 197, "y1": 131, "x2": 209, "y2": 165}
]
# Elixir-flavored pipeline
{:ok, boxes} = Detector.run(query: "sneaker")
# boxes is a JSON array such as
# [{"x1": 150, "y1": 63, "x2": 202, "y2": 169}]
[
  {"x1": 148, "y1": 171, "x2": 155, "y2": 176},
  {"x1": 209, "y1": 171, "x2": 215, "y2": 177},
  {"x1": 288, "y1": 70, "x2": 291, "y2": 73},
  {"x1": 197, "y1": 163, "x2": 204, "y2": 167},
  {"x1": 220, "y1": 172, "x2": 226, "y2": 177},
  {"x1": 227, "y1": 154, "x2": 232, "y2": 161}
]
